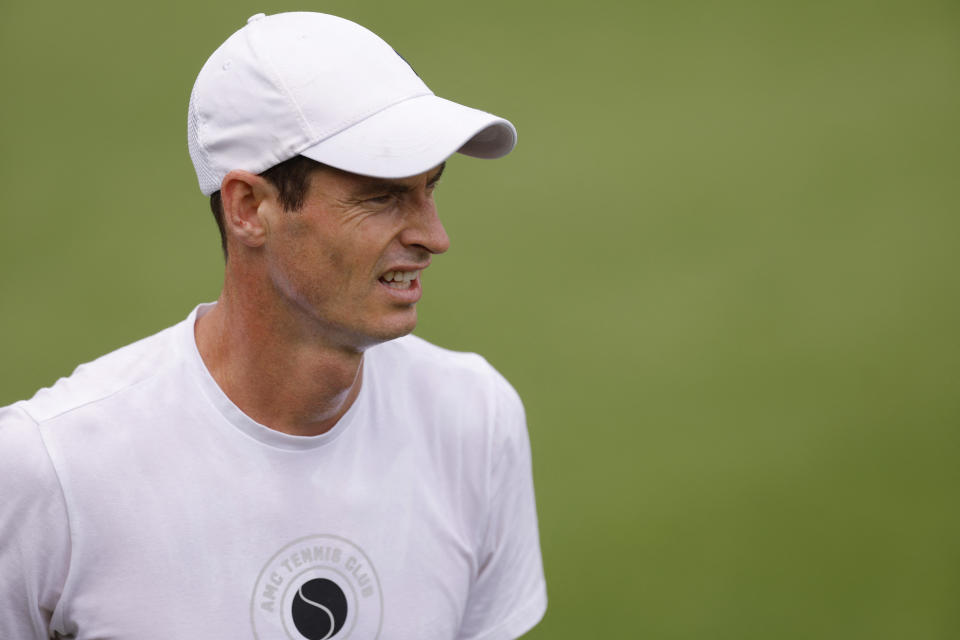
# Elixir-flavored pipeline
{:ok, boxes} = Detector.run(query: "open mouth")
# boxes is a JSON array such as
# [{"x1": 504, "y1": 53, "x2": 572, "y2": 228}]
[{"x1": 379, "y1": 270, "x2": 420, "y2": 290}]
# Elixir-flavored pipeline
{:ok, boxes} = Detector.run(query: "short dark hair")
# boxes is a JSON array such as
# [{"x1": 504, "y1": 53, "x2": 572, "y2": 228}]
[{"x1": 209, "y1": 155, "x2": 327, "y2": 259}]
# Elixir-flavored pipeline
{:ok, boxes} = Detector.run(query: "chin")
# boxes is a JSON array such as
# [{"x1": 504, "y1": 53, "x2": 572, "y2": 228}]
[
  {"x1": 379, "y1": 316, "x2": 419, "y2": 341},
  {"x1": 352, "y1": 311, "x2": 419, "y2": 349}
]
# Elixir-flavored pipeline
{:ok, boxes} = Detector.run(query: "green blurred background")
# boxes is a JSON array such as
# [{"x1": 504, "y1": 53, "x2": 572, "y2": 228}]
[{"x1": 2, "y1": 0, "x2": 958, "y2": 637}]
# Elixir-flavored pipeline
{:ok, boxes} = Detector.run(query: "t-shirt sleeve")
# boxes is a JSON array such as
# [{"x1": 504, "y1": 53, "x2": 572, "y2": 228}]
[
  {"x1": 0, "y1": 404, "x2": 71, "y2": 639},
  {"x1": 457, "y1": 376, "x2": 547, "y2": 640}
]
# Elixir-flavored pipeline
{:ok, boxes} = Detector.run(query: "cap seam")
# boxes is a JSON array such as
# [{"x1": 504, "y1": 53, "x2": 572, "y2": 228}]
[{"x1": 247, "y1": 21, "x2": 317, "y2": 148}]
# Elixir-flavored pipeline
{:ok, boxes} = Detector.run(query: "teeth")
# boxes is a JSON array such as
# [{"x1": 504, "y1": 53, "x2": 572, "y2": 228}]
[{"x1": 381, "y1": 270, "x2": 419, "y2": 288}]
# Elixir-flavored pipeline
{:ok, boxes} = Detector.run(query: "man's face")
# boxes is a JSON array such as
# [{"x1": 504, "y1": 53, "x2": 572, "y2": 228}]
[{"x1": 260, "y1": 163, "x2": 449, "y2": 350}]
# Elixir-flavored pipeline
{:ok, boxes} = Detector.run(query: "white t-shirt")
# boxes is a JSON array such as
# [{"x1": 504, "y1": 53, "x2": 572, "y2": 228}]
[{"x1": 0, "y1": 304, "x2": 546, "y2": 640}]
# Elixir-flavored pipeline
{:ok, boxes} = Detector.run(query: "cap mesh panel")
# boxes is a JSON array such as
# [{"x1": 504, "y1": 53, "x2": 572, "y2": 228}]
[{"x1": 187, "y1": 87, "x2": 220, "y2": 195}]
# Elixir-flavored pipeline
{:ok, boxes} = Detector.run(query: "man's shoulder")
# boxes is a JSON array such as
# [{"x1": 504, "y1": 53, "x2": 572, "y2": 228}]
[
  {"x1": 372, "y1": 334, "x2": 510, "y2": 386},
  {"x1": 15, "y1": 317, "x2": 189, "y2": 425},
  {"x1": 369, "y1": 334, "x2": 523, "y2": 414}
]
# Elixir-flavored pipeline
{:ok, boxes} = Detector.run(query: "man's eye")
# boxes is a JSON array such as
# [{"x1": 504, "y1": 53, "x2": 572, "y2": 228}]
[{"x1": 366, "y1": 194, "x2": 394, "y2": 205}]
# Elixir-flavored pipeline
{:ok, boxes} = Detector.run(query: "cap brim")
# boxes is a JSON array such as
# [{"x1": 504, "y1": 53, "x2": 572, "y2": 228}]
[{"x1": 299, "y1": 94, "x2": 517, "y2": 179}]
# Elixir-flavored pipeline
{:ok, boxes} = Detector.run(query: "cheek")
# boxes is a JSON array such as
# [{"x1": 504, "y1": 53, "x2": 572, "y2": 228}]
[
  {"x1": 264, "y1": 233, "x2": 328, "y2": 300},
  {"x1": 268, "y1": 215, "x2": 395, "y2": 298},
  {"x1": 269, "y1": 240, "x2": 369, "y2": 307}
]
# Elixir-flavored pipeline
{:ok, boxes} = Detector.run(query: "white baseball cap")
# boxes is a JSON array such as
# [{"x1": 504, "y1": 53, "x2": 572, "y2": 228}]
[{"x1": 188, "y1": 12, "x2": 518, "y2": 195}]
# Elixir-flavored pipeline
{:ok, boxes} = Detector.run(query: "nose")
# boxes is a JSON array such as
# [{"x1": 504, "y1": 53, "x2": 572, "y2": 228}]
[{"x1": 400, "y1": 193, "x2": 450, "y2": 255}]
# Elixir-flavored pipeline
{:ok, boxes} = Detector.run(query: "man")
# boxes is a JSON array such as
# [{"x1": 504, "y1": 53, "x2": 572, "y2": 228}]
[{"x1": 0, "y1": 12, "x2": 546, "y2": 640}]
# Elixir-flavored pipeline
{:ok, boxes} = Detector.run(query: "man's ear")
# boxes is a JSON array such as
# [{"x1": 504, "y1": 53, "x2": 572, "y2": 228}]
[{"x1": 220, "y1": 170, "x2": 278, "y2": 249}]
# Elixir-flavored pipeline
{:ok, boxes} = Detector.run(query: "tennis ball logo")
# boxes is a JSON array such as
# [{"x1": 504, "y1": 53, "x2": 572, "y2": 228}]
[{"x1": 291, "y1": 578, "x2": 348, "y2": 640}]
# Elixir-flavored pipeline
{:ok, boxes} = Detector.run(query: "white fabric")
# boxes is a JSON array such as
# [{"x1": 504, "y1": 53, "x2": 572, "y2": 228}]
[
  {"x1": 0, "y1": 304, "x2": 546, "y2": 639},
  {"x1": 188, "y1": 12, "x2": 517, "y2": 194}
]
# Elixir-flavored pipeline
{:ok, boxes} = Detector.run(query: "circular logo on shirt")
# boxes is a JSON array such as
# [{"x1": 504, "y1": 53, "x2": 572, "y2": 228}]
[{"x1": 250, "y1": 535, "x2": 383, "y2": 640}]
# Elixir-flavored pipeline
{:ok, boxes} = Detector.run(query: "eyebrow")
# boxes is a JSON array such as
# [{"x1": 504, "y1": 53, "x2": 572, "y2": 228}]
[
  {"x1": 427, "y1": 162, "x2": 446, "y2": 185},
  {"x1": 351, "y1": 162, "x2": 446, "y2": 197}
]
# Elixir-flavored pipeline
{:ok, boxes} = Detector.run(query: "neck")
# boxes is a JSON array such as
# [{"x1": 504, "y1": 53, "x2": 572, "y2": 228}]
[{"x1": 194, "y1": 286, "x2": 364, "y2": 437}]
